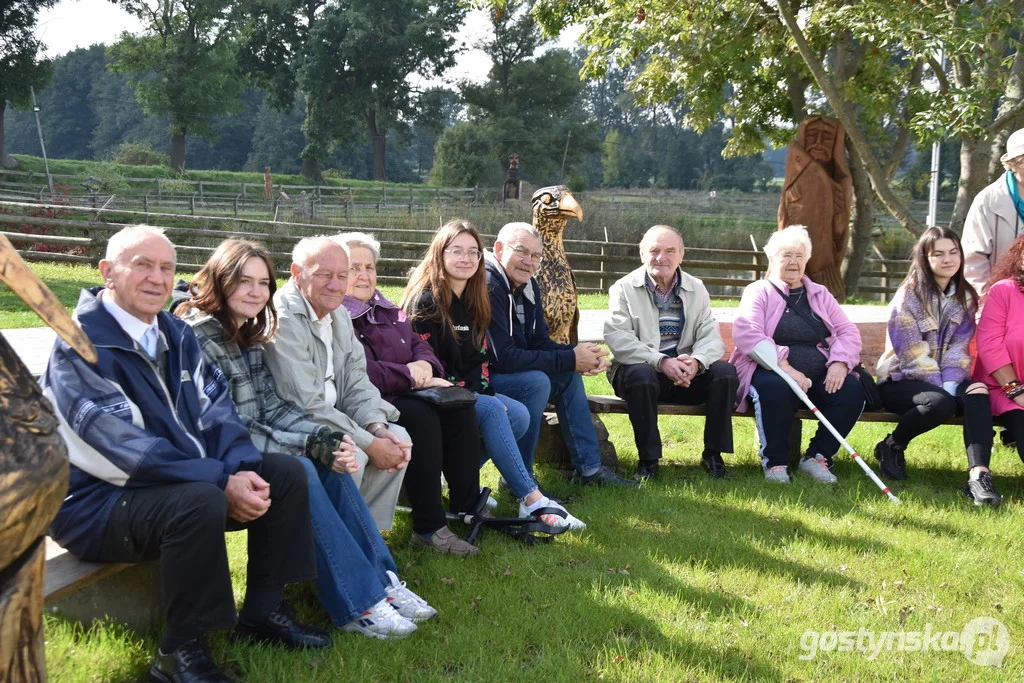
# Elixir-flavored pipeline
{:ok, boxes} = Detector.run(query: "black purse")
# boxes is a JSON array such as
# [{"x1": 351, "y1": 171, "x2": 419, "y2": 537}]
[
  {"x1": 406, "y1": 385, "x2": 478, "y2": 409},
  {"x1": 768, "y1": 282, "x2": 883, "y2": 411}
]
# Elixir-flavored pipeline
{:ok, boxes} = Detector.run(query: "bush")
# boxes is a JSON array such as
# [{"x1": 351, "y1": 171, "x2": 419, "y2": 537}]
[{"x1": 113, "y1": 141, "x2": 170, "y2": 167}]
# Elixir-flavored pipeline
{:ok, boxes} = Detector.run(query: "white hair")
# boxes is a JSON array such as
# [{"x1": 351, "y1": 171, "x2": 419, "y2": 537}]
[
  {"x1": 640, "y1": 224, "x2": 684, "y2": 250},
  {"x1": 764, "y1": 225, "x2": 813, "y2": 260},
  {"x1": 495, "y1": 222, "x2": 541, "y2": 245},
  {"x1": 104, "y1": 225, "x2": 174, "y2": 263},
  {"x1": 291, "y1": 235, "x2": 343, "y2": 272},
  {"x1": 332, "y1": 231, "x2": 381, "y2": 263}
]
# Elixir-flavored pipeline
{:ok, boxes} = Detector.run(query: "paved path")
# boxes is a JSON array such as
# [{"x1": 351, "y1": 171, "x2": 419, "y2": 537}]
[{"x1": 5, "y1": 305, "x2": 889, "y2": 377}]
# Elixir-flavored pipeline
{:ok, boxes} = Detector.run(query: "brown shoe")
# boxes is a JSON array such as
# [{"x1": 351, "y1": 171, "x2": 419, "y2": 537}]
[{"x1": 410, "y1": 526, "x2": 481, "y2": 557}]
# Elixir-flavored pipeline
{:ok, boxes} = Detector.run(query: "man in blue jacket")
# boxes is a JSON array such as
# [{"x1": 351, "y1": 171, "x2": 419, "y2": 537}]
[
  {"x1": 485, "y1": 222, "x2": 637, "y2": 489},
  {"x1": 42, "y1": 226, "x2": 328, "y2": 683}
]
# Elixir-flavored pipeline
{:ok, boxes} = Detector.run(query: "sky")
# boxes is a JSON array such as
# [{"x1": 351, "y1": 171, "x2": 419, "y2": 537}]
[{"x1": 34, "y1": 0, "x2": 508, "y2": 85}]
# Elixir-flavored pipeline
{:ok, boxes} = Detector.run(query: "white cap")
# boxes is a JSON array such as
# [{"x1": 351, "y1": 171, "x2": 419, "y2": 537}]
[{"x1": 1000, "y1": 128, "x2": 1024, "y2": 163}]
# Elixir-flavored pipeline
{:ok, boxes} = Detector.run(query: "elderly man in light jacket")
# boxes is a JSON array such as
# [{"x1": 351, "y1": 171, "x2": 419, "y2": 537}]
[
  {"x1": 604, "y1": 225, "x2": 738, "y2": 481},
  {"x1": 264, "y1": 236, "x2": 410, "y2": 529},
  {"x1": 963, "y1": 127, "x2": 1024, "y2": 297}
]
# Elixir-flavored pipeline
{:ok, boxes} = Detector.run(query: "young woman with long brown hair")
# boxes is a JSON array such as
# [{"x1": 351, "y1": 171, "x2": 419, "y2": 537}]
[
  {"x1": 177, "y1": 238, "x2": 435, "y2": 639},
  {"x1": 402, "y1": 220, "x2": 585, "y2": 530}
]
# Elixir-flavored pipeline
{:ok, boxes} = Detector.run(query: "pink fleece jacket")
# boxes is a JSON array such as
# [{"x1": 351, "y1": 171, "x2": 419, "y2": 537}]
[
  {"x1": 729, "y1": 276, "x2": 862, "y2": 412},
  {"x1": 973, "y1": 278, "x2": 1024, "y2": 416}
]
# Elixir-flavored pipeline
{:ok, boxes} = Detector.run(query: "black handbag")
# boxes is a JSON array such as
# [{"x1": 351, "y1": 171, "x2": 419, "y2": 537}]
[
  {"x1": 405, "y1": 385, "x2": 478, "y2": 409},
  {"x1": 768, "y1": 282, "x2": 883, "y2": 411}
]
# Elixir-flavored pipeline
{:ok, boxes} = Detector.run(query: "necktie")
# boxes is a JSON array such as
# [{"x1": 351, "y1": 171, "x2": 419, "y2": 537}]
[{"x1": 143, "y1": 327, "x2": 159, "y2": 357}]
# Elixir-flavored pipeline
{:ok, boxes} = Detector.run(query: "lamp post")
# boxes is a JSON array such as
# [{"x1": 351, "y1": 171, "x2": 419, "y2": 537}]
[{"x1": 29, "y1": 87, "x2": 54, "y2": 196}]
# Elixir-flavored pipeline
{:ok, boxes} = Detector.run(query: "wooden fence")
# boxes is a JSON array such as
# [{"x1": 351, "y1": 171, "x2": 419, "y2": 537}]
[{"x1": 0, "y1": 198, "x2": 910, "y2": 300}]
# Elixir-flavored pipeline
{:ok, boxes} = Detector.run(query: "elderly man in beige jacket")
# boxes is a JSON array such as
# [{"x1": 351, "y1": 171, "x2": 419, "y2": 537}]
[
  {"x1": 604, "y1": 225, "x2": 738, "y2": 480},
  {"x1": 264, "y1": 236, "x2": 409, "y2": 530},
  {"x1": 963, "y1": 128, "x2": 1024, "y2": 297}
]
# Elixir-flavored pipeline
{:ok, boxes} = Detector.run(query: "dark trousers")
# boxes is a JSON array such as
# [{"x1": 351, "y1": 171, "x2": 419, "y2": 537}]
[
  {"x1": 391, "y1": 397, "x2": 481, "y2": 534},
  {"x1": 995, "y1": 409, "x2": 1024, "y2": 463},
  {"x1": 98, "y1": 453, "x2": 314, "y2": 644},
  {"x1": 879, "y1": 379, "x2": 993, "y2": 469},
  {"x1": 750, "y1": 368, "x2": 863, "y2": 468},
  {"x1": 612, "y1": 360, "x2": 738, "y2": 463}
]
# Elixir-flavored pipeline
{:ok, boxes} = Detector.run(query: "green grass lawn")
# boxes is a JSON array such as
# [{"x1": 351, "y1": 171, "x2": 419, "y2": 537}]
[{"x1": 42, "y1": 372, "x2": 1024, "y2": 681}]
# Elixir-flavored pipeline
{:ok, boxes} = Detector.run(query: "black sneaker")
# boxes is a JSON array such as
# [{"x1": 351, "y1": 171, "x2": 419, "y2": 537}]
[
  {"x1": 700, "y1": 451, "x2": 729, "y2": 479},
  {"x1": 573, "y1": 465, "x2": 640, "y2": 488},
  {"x1": 150, "y1": 637, "x2": 231, "y2": 683},
  {"x1": 874, "y1": 438, "x2": 907, "y2": 481},
  {"x1": 635, "y1": 460, "x2": 659, "y2": 481},
  {"x1": 963, "y1": 470, "x2": 1001, "y2": 507}
]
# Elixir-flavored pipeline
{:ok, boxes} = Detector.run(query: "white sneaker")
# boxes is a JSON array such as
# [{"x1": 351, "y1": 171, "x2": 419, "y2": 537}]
[
  {"x1": 482, "y1": 486, "x2": 498, "y2": 510},
  {"x1": 520, "y1": 496, "x2": 587, "y2": 531},
  {"x1": 764, "y1": 465, "x2": 791, "y2": 484},
  {"x1": 342, "y1": 599, "x2": 417, "y2": 639},
  {"x1": 385, "y1": 570, "x2": 437, "y2": 622},
  {"x1": 799, "y1": 454, "x2": 838, "y2": 483}
]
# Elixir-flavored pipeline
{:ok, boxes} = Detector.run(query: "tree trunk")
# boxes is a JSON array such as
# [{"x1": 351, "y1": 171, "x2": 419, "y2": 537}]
[
  {"x1": 170, "y1": 132, "x2": 186, "y2": 173},
  {"x1": 987, "y1": 48, "x2": 1024, "y2": 179},
  {"x1": 0, "y1": 101, "x2": 18, "y2": 169},
  {"x1": 949, "y1": 135, "x2": 995, "y2": 232},
  {"x1": 365, "y1": 110, "x2": 387, "y2": 182},
  {"x1": 300, "y1": 157, "x2": 323, "y2": 183},
  {"x1": 843, "y1": 139, "x2": 875, "y2": 298}
]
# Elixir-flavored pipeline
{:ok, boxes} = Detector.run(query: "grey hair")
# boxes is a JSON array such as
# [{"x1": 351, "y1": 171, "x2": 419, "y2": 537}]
[
  {"x1": 332, "y1": 231, "x2": 380, "y2": 263},
  {"x1": 764, "y1": 225, "x2": 813, "y2": 260},
  {"x1": 495, "y1": 222, "x2": 541, "y2": 245},
  {"x1": 104, "y1": 225, "x2": 175, "y2": 263},
  {"x1": 640, "y1": 224, "x2": 684, "y2": 249},
  {"x1": 291, "y1": 235, "x2": 343, "y2": 272}
]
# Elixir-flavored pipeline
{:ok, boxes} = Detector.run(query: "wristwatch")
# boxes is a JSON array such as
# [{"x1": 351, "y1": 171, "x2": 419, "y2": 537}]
[{"x1": 365, "y1": 421, "x2": 388, "y2": 437}]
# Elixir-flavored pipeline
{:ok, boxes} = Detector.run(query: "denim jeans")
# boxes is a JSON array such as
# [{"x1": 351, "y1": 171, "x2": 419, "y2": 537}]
[
  {"x1": 298, "y1": 457, "x2": 397, "y2": 625},
  {"x1": 490, "y1": 370, "x2": 602, "y2": 476},
  {"x1": 475, "y1": 392, "x2": 537, "y2": 499}
]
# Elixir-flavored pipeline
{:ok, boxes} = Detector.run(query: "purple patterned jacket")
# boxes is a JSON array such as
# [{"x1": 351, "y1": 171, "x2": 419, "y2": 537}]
[{"x1": 875, "y1": 284, "x2": 975, "y2": 388}]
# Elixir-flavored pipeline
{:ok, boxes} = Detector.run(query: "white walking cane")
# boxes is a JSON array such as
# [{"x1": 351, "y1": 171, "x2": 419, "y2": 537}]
[{"x1": 749, "y1": 340, "x2": 900, "y2": 504}]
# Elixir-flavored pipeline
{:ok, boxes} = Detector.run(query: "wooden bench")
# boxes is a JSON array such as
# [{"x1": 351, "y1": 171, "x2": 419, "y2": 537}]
[
  {"x1": 44, "y1": 538, "x2": 162, "y2": 632},
  {"x1": 588, "y1": 318, "x2": 963, "y2": 427}
]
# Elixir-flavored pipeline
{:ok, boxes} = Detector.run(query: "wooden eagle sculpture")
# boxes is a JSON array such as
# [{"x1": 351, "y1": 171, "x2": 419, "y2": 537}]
[
  {"x1": 0, "y1": 234, "x2": 97, "y2": 681},
  {"x1": 532, "y1": 185, "x2": 583, "y2": 345}
]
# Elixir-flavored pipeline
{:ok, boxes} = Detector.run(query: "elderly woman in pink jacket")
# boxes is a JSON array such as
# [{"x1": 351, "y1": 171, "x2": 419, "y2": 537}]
[{"x1": 730, "y1": 226, "x2": 864, "y2": 484}]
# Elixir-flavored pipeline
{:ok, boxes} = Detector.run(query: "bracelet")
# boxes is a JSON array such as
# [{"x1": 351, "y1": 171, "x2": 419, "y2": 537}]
[
  {"x1": 1005, "y1": 385, "x2": 1024, "y2": 400},
  {"x1": 1002, "y1": 379, "x2": 1021, "y2": 391}
]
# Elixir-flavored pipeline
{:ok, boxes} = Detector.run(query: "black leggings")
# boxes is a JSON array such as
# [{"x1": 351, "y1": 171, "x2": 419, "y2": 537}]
[
  {"x1": 878, "y1": 378, "x2": 992, "y2": 469},
  {"x1": 391, "y1": 397, "x2": 481, "y2": 535},
  {"x1": 996, "y1": 409, "x2": 1024, "y2": 463}
]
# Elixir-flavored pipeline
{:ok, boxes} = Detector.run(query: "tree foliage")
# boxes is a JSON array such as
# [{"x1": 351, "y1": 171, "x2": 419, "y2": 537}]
[
  {"x1": 109, "y1": 0, "x2": 246, "y2": 171},
  {"x1": 0, "y1": 0, "x2": 56, "y2": 167}
]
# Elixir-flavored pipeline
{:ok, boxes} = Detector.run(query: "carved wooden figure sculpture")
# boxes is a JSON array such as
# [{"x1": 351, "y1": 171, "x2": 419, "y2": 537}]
[
  {"x1": 778, "y1": 115, "x2": 853, "y2": 299},
  {"x1": 532, "y1": 185, "x2": 584, "y2": 345},
  {"x1": 504, "y1": 154, "x2": 521, "y2": 201},
  {"x1": 0, "y1": 234, "x2": 97, "y2": 682}
]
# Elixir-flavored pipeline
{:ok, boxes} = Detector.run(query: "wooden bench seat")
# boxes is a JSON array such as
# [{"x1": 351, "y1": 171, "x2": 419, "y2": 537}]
[{"x1": 44, "y1": 537, "x2": 162, "y2": 632}]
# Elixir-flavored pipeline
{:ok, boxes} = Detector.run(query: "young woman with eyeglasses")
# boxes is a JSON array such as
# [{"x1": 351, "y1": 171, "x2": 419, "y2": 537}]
[{"x1": 402, "y1": 220, "x2": 585, "y2": 530}]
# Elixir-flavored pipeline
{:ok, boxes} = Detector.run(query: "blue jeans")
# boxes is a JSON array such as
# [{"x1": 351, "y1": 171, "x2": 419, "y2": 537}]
[
  {"x1": 298, "y1": 457, "x2": 397, "y2": 625},
  {"x1": 490, "y1": 370, "x2": 602, "y2": 476},
  {"x1": 475, "y1": 392, "x2": 536, "y2": 499}
]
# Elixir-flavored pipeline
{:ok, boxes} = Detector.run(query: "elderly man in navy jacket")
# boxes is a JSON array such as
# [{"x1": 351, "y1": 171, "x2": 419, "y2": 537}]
[
  {"x1": 42, "y1": 225, "x2": 327, "y2": 683},
  {"x1": 485, "y1": 222, "x2": 637, "y2": 489}
]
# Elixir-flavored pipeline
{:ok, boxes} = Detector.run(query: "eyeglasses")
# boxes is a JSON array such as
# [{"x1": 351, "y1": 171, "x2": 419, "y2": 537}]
[
  {"x1": 509, "y1": 244, "x2": 544, "y2": 264},
  {"x1": 443, "y1": 247, "x2": 482, "y2": 261}
]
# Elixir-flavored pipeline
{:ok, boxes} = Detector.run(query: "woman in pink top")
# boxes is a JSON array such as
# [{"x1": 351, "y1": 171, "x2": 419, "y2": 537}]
[
  {"x1": 730, "y1": 226, "x2": 864, "y2": 484},
  {"x1": 973, "y1": 235, "x2": 1024, "y2": 464}
]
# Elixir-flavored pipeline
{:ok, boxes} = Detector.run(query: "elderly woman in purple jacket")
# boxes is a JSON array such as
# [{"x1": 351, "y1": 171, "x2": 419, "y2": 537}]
[
  {"x1": 730, "y1": 225, "x2": 864, "y2": 484},
  {"x1": 875, "y1": 226, "x2": 999, "y2": 506},
  {"x1": 338, "y1": 232, "x2": 483, "y2": 558}
]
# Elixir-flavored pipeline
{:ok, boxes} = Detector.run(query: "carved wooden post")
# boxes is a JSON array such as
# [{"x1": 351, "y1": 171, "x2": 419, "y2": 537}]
[{"x1": 0, "y1": 333, "x2": 70, "y2": 682}]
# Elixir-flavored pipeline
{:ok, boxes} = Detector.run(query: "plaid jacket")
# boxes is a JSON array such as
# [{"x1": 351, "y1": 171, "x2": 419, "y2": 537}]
[{"x1": 181, "y1": 311, "x2": 322, "y2": 456}]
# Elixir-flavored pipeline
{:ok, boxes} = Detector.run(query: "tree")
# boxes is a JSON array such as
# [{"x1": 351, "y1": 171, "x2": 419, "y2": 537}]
[
  {"x1": 299, "y1": 0, "x2": 465, "y2": 181},
  {"x1": 108, "y1": 0, "x2": 246, "y2": 171},
  {"x1": 0, "y1": 0, "x2": 56, "y2": 167},
  {"x1": 533, "y1": 0, "x2": 931, "y2": 296},
  {"x1": 430, "y1": 121, "x2": 495, "y2": 186}
]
